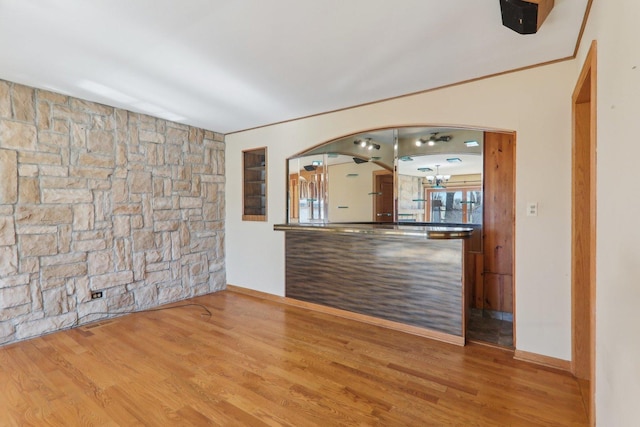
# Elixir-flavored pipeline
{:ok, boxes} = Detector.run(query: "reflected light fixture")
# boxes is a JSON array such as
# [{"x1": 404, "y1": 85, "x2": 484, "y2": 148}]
[
  {"x1": 354, "y1": 138, "x2": 380, "y2": 150},
  {"x1": 415, "y1": 133, "x2": 453, "y2": 147},
  {"x1": 426, "y1": 165, "x2": 451, "y2": 188},
  {"x1": 464, "y1": 140, "x2": 479, "y2": 147}
]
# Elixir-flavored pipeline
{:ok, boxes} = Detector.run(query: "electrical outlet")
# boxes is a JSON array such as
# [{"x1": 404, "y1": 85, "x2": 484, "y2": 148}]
[
  {"x1": 527, "y1": 202, "x2": 538, "y2": 217},
  {"x1": 91, "y1": 291, "x2": 103, "y2": 300}
]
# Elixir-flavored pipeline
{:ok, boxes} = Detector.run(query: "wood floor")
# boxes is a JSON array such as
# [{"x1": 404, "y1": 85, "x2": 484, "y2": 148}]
[{"x1": 0, "y1": 289, "x2": 588, "y2": 426}]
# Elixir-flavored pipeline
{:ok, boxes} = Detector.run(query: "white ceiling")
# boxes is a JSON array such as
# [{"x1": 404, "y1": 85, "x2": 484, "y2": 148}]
[{"x1": 0, "y1": 0, "x2": 589, "y2": 134}]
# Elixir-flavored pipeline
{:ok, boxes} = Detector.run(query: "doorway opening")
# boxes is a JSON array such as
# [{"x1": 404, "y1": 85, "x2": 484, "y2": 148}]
[{"x1": 466, "y1": 131, "x2": 516, "y2": 349}]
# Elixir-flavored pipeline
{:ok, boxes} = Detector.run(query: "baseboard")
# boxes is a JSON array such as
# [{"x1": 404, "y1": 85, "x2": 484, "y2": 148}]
[
  {"x1": 514, "y1": 349, "x2": 572, "y2": 372},
  {"x1": 225, "y1": 284, "x2": 465, "y2": 346}
]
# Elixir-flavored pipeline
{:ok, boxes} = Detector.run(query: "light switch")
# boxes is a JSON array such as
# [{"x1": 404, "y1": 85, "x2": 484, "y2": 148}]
[{"x1": 527, "y1": 202, "x2": 538, "y2": 217}]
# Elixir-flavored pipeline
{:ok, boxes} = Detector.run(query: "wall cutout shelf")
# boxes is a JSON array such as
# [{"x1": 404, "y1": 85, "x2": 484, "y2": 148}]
[{"x1": 242, "y1": 147, "x2": 267, "y2": 221}]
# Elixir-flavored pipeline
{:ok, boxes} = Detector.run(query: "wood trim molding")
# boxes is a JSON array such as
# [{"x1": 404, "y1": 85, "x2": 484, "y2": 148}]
[
  {"x1": 225, "y1": 285, "x2": 465, "y2": 346},
  {"x1": 514, "y1": 349, "x2": 572, "y2": 372},
  {"x1": 571, "y1": 39, "x2": 597, "y2": 427}
]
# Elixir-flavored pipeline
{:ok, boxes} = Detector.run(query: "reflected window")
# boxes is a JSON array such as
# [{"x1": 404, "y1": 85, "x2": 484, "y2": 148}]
[{"x1": 426, "y1": 187, "x2": 482, "y2": 224}]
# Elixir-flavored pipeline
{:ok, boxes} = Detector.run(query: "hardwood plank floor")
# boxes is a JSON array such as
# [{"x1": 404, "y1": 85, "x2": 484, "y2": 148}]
[{"x1": 0, "y1": 289, "x2": 588, "y2": 426}]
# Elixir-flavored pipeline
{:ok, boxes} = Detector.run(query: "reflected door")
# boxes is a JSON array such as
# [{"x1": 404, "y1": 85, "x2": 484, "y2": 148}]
[{"x1": 374, "y1": 173, "x2": 394, "y2": 222}]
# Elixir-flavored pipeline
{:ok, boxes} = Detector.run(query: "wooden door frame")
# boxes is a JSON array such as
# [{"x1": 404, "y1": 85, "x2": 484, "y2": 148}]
[{"x1": 571, "y1": 40, "x2": 597, "y2": 426}]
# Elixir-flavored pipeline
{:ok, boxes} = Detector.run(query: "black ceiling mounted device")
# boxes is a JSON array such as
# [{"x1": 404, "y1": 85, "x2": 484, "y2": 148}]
[{"x1": 500, "y1": 0, "x2": 555, "y2": 35}]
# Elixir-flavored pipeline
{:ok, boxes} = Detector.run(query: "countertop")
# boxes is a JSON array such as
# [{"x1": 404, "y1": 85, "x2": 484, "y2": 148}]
[{"x1": 273, "y1": 222, "x2": 474, "y2": 239}]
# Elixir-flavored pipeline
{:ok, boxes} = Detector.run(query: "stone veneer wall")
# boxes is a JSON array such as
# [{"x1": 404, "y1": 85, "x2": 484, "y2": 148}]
[{"x1": 0, "y1": 80, "x2": 225, "y2": 345}]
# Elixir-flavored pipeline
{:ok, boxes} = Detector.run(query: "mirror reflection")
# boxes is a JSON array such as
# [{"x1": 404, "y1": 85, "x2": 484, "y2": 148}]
[{"x1": 287, "y1": 127, "x2": 483, "y2": 224}]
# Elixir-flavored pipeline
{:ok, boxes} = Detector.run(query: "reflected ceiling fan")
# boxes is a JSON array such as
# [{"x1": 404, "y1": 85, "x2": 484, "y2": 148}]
[{"x1": 415, "y1": 132, "x2": 452, "y2": 147}]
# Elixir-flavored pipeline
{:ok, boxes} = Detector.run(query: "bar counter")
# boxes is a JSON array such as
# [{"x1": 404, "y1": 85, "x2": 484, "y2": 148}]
[{"x1": 275, "y1": 222, "x2": 473, "y2": 342}]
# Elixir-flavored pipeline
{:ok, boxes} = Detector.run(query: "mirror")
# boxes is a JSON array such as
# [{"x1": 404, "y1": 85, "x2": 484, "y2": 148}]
[
  {"x1": 287, "y1": 127, "x2": 483, "y2": 224},
  {"x1": 397, "y1": 127, "x2": 483, "y2": 224}
]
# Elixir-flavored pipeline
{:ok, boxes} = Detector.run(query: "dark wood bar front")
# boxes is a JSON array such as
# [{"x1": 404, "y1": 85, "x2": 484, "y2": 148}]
[{"x1": 274, "y1": 223, "x2": 473, "y2": 343}]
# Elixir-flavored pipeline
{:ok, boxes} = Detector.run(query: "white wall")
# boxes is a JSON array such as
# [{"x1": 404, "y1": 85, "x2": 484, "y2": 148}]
[
  {"x1": 576, "y1": 1, "x2": 640, "y2": 424},
  {"x1": 226, "y1": 61, "x2": 575, "y2": 360}
]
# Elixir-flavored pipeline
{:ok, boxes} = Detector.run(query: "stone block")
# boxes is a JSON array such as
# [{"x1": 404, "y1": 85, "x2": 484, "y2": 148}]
[
  {"x1": 113, "y1": 215, "x2": 130, "y2": 238},
  {"x1": 106, "y1": 291, "x2": 135, "y2": 311},
  {"x1": 145, "y1": 260, "x2": 169, "y2": 273},
  {"x1": 114, "y1": 238, "x2": 132, "y2": 271},
  {"x1": 133, "y1": 252, "x2": 146, "y2": 281},
  {"x1": 41, "y1": 262, "x2": 87, "y2": 280},
  {"x1": 18, "y1": 164, "x2": 38, "y2": 177},
  {"x1": 0, "y1": 121, "x2": 37, "y2": 151},
  {"x1": 70, "y1": 99, "x2": 114, "y2": 116},
  {"x1": 90, "y1": 271, "x2": 133, "y2": 291},
  {"x1": 165, "y1": 144, "x2": 183, "y2": 165},
  {"x1": 0, "y1": 284, "x2": 30, "y2": 309},
  {"x1": 38, "y1": 131, "x2": 69, "y2": 147},
  {"x1": 145, "y1": 269, "x2": 172, "y2": 286},
  {"x1": 72, "y1": 238, "x2": 107, "y2": 252},
  {"x1": 71, "y1": 123, "x2": 87, "y2": 148},
  {"x1": 0, "y1": 81, "x2": 10, "y2": 118},
  {"x1": 75, "y1": 276, "x2": 91, "y2": 303},
  {"x1": 52, "y1": 118, "x2": 69, "y2": 135},
  {"x1": 19, "y1": 151, "x2": 61, "y2": 165},
  {"x1": 152, "y1": 197, "x2": 173, "y2": 210},
  {"x1": 40, "y1": 252, "x2": 86, "y2": 267},
  {"x1": 173, "y1": 180, "x2": 190, "y2": 193},
  {"x1": 42, "y1": 286, "x2": 68, "y2": 316},
  {"x1": 0, "y1": 149, "x2": 18, "y2": 204},
  {"x1": 0, "y1": 246, "x2": 18, "y2": 275},
  {"x1": 39, "y1": 165, "x2": 68, "y2": 177},
  {"x1": 38, "y1": 89, "x2": 68, "y2": 104},
  {"x1": 0, "y1": 321, "x2": 15, "y2": 344},
  {"x1": 133, "y1": 285, "x2": 158, "y2": 308},
  {"x1": 15, "y1": 206, "x2": 72, "y2": 226},
  {"x1": 40, "y1": 177, "x2": 85, "y2": 189},
  {"x1": 179, "y1": 197, "x2": 203, "y2": 209},
  {"x1": 73, "y1": 204, "x2": 94, "y2": 231},
  {"x1": 139, "y1": 130, "x2": 164, "y2": 144},
  {"x1": 88, "y1": 250, "x2": 113, "y2": 276},
  {"x1": 69, "y1": 166, "x2": 113, "y2": 180},
  {"x1": 131, "y1": 215, "x2": 144, "y2": 229},
  {"x1": 155, "y1": 220, "x2": 180, "y2": 232},
  {"x1": 37, "y1": 100, "x2": 51, "y2": 129},
  {"x1": 20, "y1": 257, "x2": 39, "y2": 274},
  {"x1": 116, "y1": 143, "x2": 127, "y2": 166},
  {"x1": 17, "y1": 224, "x2": 58, "y2": 234},
  {"x1": 11, "y1": 84, "x2": 35, "y2": 122},
  {"x1": 15, "y1": 312, "x2": 76, "y2": 341},
  {"x1": 128, "y1": 171, "x2": 152, "y2": 194},
  {"x1": 76, "y1": 298, "x2": 108, "y2": 323},
  {"x1": 133, "y1": 229, "x2": 155, "y2": 252},
  {"x1": 158, "y1": 285, "x2": 185, "y2": 304},
  {"x1": 53, "y1": 105, "x2": 90, "y2": 124},
  {"x1": 145, "y1": 250, "x2": 164, "y2": 264},
  {"x1": 78, "y1": 152, "x2": 114, "y2": 168},
  {"x1": 42, "y1": 188, "x2": 93, "y2": 204},
  {"x1": 18, "y1": 177, "x2": 40, "y2": 203},
  {"x1": 20, "y1": 233, "x2": 57, "y2": 257},
  {"x1": 112, "y1": 204, "x2": 141, "y2": 215},
  {"x1": 0, "y1": 273, "x2": 30, "y2": 290},
  {"x1": 0, "y1": 216, "x2": 16, "y2": 246},
  {"x1": 58, "y1": 224, "x2": 72, "y2": 253},
  {"x1": 87, "y1": 129, "x2": 114, "y2": 153},
  {"x1": 111, "y1": 179, "x2": 127, "y2": 203}
]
